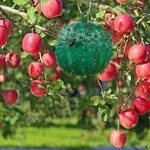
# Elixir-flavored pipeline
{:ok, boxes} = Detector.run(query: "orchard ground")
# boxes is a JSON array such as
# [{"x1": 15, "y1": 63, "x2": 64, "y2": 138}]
[{"x1": 0, "y1": 118, "x2": 149, "y2": 150}]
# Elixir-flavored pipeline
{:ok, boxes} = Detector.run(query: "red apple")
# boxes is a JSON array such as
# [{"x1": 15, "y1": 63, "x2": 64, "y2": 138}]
[
  {"x1": 69, "y1": 19, "x2": 76, "y2": 24},
  {"x1": 145, "y1": 45, "x2": 150, "y2": 56},
  {"x1": 28, "y1": 62, "x2": 44, "y2": 78},
  {"x1": 116, "y1": 0, "x2": 126, "y2": 4},
  {"x1": 42, "y1": 52, "x2": 56, "y2": 67},
  {"x1": 0, "y1": 19, "x2": 13, "y2": 35},
  {"x1": 77, "y1": 84, "x2": 86, "y2": 92},
  {"x1": 128, "y1": 44, "x2": 147, "y2": 63},
  {"x1": 86, "y1": 109, "x2": 93, "y2": 117},
  {"x1": 0, "y1": 73, "x2": 7, "y2": 82},
  {"x1": 3, "y1": 90, "x2": 18, "y2": 103},
  {"x1": 134, "y1": 80, "x2": 150, "y2": 97},
  {"x1": 56, "y1": 66, "x2": 62, "y2": 74},
  {"x1": 110, "y1": 130, "x2": 126, "y2": 148},
  {"x1": 136, "y1": 61, "x2": 150, "y2": 79},
  {"x1": 97, "y1": 63, "x2": 117, "y2": 81},
  {"x1": 104, "y1": 11, "x2": 115, "y2": 30},
  {"x1": 114, "y1": 14, "x2": 134, "y2": 34},
  {"x1": 51, "y1": 73, "x2": 60, "y2": 81},
  {"x1": 119, "y1": 109, "x2": 139, "y2": 129},
  {"x1": 5, "y1": 52, "x2": 21, "y2": 68},
  {"x1": 0, "y1": 54, "x2": 5, "y2": 68},
  {"x1": 30, "y1": 80, "x2": 46, "y2": 97},
  {"x1": 0, "y1": 26, "x2": 8, "y2": 46},
  {"x1": 112, "y1": 31, "x2": 123, "y2": 44},
  {"x1": 136, "y1": 0, "x2": 145, "y2": 7},
  {"x1": 40, "y1": 0, "x2": 63, "y2": 18},
  {"x1": 22, "y1": 33, "x2": 43, "y2": 56},
  {"x1": 132, "y1": 96, "x2": 150, "y2": 115}
]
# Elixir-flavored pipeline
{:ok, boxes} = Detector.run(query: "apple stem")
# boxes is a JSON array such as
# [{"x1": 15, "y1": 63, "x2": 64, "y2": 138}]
[{"x1": 39, "y1": 52, "x2": 43, "y2": 64}]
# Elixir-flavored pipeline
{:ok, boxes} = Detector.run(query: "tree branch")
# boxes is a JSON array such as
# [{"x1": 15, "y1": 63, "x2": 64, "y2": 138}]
[
  {"x1": 69, "y1": 0, "x2": 115, "y2": 13},
  {"x1": 0, "y1": 5, "x2": 56, "y2": 36}
]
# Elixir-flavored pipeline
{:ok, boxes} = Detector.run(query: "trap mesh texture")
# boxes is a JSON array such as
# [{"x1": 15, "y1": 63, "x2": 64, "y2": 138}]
[{"x1": 55, "y1": 21, "x2": 112, "y2": 76}]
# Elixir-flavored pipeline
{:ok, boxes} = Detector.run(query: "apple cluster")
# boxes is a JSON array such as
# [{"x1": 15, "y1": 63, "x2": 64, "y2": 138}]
[
  {"x1": 96, "y1": 1, "x2": 150, "y2": 148},
  {"x1": 33, "y1": 0, "x2": 63, "y2": 18},
  {"x1": 22, "y1": 32, "x2": 62, "y2": 97},
  {"x1": 0, "y1": 18, "x2": 21, "y2": 104}
]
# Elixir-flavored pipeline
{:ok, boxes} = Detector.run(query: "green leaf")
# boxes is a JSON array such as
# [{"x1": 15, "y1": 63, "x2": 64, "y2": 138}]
[
  {"x1": 90, "y1": 96, "x2": 100, "y2": 106},
  {"x1": 98, "y1": 105, "x2": 110, "y2": 121},
  {"x1": 106, "y1": 94, "x2": 120, "y2": 106},
  {"x1": 96, "y1": 10, "x2": 106, "y2": 19},
  {"x1": 101, "y1": 110, "x2": 110, "y2": 122},
  {"x1": 13, "y1": 0, "x2": 27, "y2": 5},
  {"x1": 27, "y1": 7, "x2": 36, "y2": 24},
  {"x1": 98, "y1": 105, "x2": 109, "y2": 113},
  {"x1": 53, "y1": 80, "x2": 64, "y2": 90},
  {"x1": 21, "y1": 51, "x2": 29, "y2": 58},
  {"x1": 48, "y1": 40, "x2": 56, "y2": 46}
]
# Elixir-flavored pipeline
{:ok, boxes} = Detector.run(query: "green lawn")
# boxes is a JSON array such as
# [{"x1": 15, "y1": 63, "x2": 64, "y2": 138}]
[{"x1": 0, "y1": 118, "x2": 149, "y2": 150}]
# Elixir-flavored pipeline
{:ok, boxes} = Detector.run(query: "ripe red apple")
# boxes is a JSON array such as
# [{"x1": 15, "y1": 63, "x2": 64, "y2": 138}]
[
  {"x1": 86, "y1": 109, "x2": 93, "y2": 117},
  {"x1": 114, "y1": 14, "x2": 134, "y2": 34},
  {"x1": 30, "y1": 80, "x2": 46, "y2": 97},
  {"x1": 0, "y1": 73, "x2": 7, "y2": 82},
  {"x1": 110, "y1": 130, "x2": 126, "y2": 148},
  {"x1": 134, "y1": 80, "x2": 150, "y2": 97},
  {"x1": 97, "y1": 63, "x2": 117, "y2": 81},
  {"x1": 28, "y1": 62, "x2": 44, "y2": 78},
  {"x1": 51, "y1": 73, "x2": 60, "y2": 81},
  {"x1": 116, "y1": 0, "x2": 126, "y2": 4},
  {"x1": 104, "y1": 11, "x2": 115, "y2": 30},
  {"x1": 69, "y1": 19, "x2": 76, "y2": 24},
  {"x1": 5, "y1": 52, "x2": 21, "y2": 68},
  {"x1": 40, "y1": 0, "x2": 63, "y2": 18},
  {"x1": 145, "y1": 45, "x2": 150, "y2": 56},
  {"x1": 136, "y1": 0, "x2": 145, "y2": 7},
  {"x1": 56, "y1": 66, "x2": 62, "y2": 74},
  {"x1": 112, "y1": 31, "x2": 123, "y2": 44},
  {"x1": 22, "y1": 33, "x2": 43, "y2": 56},
  {"x1": 119, "y1": 109, "x2": 139, "y2": 129},
  {"x1": 0, "y1": 19, "x2": 13, "y2": 35},
  {"x1": 0, "y1": 26, "x2": 8, "y2": 46},
  {"x1": 3, "y1": 90, "x2": 18, "y2": 103},
  {"x1": 132, "y1": 96, "x2": 150, "y2": 115},
  {"x1": 128, "y1": 44, "x2": 147, "y2": 63},
  {"x1": 0, "y1": 54, "x2": 5, "y2": 68},
  {"x1": 136, "y1": 61, "x2": 150, "y2": 79},
  {"x1": 77, "y1": 84, "x2": 86, "y2": 93},
  {"x1": 42, "y1": 52, "x2": 56, "y2": 67}
]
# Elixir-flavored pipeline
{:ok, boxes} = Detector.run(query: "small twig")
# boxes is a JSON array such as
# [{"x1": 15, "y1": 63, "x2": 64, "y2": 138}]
[
  {"x1": 38, "y1": 52, "x2": 43, "y2": 64},
  {"x1": 120, "y1": 78, "x2": 140, "y2": 112},
  {"x1": 97, "y1": 77, "x2": 105, "y2": 99}
]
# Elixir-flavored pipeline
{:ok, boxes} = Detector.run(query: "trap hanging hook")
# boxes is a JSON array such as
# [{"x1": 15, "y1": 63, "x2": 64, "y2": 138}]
[{"x1": 77, "y1": 0, "x2": 91, "y2": 18}]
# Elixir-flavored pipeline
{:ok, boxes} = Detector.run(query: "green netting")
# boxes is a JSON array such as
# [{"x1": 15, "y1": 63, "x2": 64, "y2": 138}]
[{"x1": 55, "y1": 18, "x2": 112, "y2": 76}]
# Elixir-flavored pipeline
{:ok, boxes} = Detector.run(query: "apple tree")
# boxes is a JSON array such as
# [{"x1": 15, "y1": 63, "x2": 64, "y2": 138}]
[{"x1": 0, "y1": 0, "x2": 150, "y2": 148}]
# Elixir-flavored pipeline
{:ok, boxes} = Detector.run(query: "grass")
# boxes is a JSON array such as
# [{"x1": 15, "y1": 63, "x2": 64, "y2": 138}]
[{"x1": 0, "y1": 118, "x2": 149, "y2": 149}]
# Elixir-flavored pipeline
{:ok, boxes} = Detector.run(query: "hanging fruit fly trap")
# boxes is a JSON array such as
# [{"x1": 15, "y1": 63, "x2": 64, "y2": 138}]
[{"x1": 55, "y1": 11, "x2": 112, "y2": 76}]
